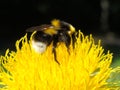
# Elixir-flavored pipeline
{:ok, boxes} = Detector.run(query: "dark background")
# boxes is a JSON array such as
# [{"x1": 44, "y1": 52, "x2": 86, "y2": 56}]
[{"x1": 0, "y1": 0, "x2": 120, "y2": 58}]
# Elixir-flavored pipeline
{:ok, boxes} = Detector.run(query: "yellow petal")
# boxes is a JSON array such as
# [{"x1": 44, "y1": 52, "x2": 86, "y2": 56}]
[{"x1": 0, "y1": 31, "x2": 116, "y2": 90}]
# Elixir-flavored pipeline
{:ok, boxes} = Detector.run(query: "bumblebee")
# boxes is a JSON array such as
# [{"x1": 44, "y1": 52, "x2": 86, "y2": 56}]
[{"x1": 26, "y1": 19, "x2": 75, "y2": 64}]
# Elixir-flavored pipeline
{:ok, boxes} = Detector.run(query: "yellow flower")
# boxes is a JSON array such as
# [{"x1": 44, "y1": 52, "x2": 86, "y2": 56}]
[{"x1": 0, "y1": 31, "x2": 119, "y2": 90}]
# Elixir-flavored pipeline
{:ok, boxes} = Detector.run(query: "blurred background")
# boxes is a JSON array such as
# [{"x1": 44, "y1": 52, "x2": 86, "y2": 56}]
[{"x1": 0, "y1": 0, "x2": 120, "y2": 67}]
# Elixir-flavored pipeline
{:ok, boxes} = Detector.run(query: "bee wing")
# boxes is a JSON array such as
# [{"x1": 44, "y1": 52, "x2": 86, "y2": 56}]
[
  {"x1": 26, "y1": 26, "x2": 40, "y2": 32},
  {"x1": 26, "y1": 24, "x2": 53, "y2": 32}
]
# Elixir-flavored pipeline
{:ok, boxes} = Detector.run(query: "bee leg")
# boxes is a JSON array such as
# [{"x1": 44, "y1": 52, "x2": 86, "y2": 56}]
[
  {"x1": 71, "y1": 32, "x2": 77, "y2": 49},
  {"x1": 67, "y1": 47, "x2": 70, "y2": 54},
  {"x1": 52, "y1": 47, "x2": 60, "y2": 65},
  {"x1": 64, "y1": 34, "x2": 71, "y2": 54},
  {"x1": 52, "y1": 39, "x2": 60, "y2": 65},
  {"x1": 65, "y1": 41, "x2": 70, "y2": 54}
]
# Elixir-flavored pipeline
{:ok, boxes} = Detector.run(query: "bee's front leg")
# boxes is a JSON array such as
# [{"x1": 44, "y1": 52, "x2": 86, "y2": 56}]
[{"x1": 52, "y1": 47, "x2": 60, "y2": 65}]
